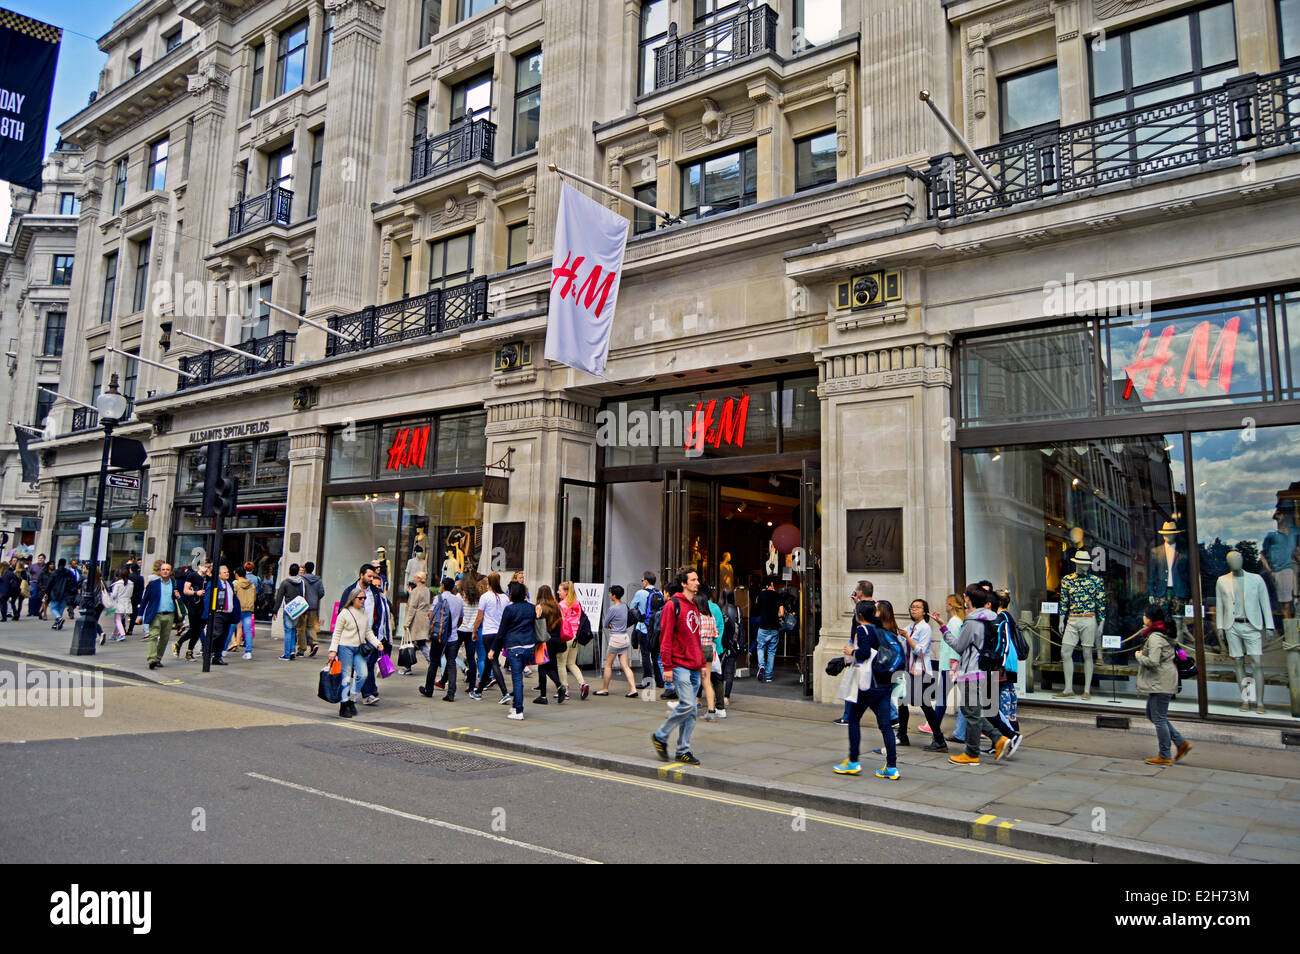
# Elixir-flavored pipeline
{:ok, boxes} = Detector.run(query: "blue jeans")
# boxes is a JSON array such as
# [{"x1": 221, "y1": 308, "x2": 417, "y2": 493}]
[
  {"x1": 240, "y1": 611, "x2": 254, "y2": 646},
  {"x1": 655, "y1": 666, "x2": 700, "y2": 756},
  {"x1": 1146, "y1": 692, "x2": 1185, "y2": 759},
  {"x1": 954, "y1": 708, "x2": 967, "y2": 739},
  {"x1": 848, "y1": 687, "x2": 895, "y2": 766},
  {"x1": 338, "y1": 645, "x2": 368, "y2": 704},
  {"x1": 282, "y1": 615, "x2": 297, "y2": 657},
  {"x1": 50, "y1": 600, "x2": 67, "y2": 619},
  {"x1": 756, "y1": 628, "x2": 779, "y2": 676},
  {"x1": 506, "y1": 645, "x2": 532, "y2": 713}
]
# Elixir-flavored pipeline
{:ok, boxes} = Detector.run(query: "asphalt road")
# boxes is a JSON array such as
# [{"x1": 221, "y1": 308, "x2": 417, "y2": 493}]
[{"x1": 0, "y1": 655, "x2": 1072, "y2": 864}]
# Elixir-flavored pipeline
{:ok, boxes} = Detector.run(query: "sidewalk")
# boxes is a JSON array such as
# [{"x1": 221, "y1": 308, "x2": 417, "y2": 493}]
[{"x1": 5, "y1": 618, "x2": 1300, "y2": 863}]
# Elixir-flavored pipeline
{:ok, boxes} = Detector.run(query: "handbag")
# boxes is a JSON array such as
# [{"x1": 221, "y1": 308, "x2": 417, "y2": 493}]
[
  {"x1": 376, "y1": 652, "x2": 396, "y2": 678},
  {"x1": 285, "y1": 595, "x2": 309, "y2": 620},
  {"x1": 534, "y1": 642, "x2": 550, "y2": 666},
  {"x1": 534, "y1": 616, "x2": 549, "y2": 643},
  {"x1": 398, "y1": 641, "x2": 417, "y2": 669},
  {"x1": 826, "y1": 656, "x2": 847, "y2": 677},
  {"x1": 317, "y1": 665, "x2": 343, "y2": 704},
  {"x1": 780, "y1": 613, "x2": 797, "y2": 633}
]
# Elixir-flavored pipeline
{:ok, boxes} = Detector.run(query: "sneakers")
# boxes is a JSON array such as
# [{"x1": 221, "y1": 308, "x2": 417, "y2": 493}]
[
  {"x1": 675, "y1": 751, "x2": 701, "y2": 766},
  {"x1": 875, "y1": 766, "x2": 900, "y2": 780},
  {"x1": 833, "y1": 759, "x2": 861, "y2": 775},
  {"x1": 532, "y1": 695, "x2": 549, "y2": 705},
  {"x1": 557, "y1": 688, "x2": 569, "y2": 704},
  {"x1": 243, "y1": 652, "x2": 252, "y2": 660},
  {"x1": 580, "y1": 683, "x2": 590, "y2": 700},
  {"x1": 945, "y1": 735, "x2": 966, "y2": 744},
  {"x1": 832, "y1": 717, "x2": 849, "y2": 725},
  {"x1": 362, "y1": 695, "x2": 378, "y2": 706},
  {"x1": 1145, "y1": 756, "x2": 1173, "y2": 765},
  {"x1": 499, "y1": 694, "x2": 513, "y2": 707},
  {"x1": 993, "y1": 737, "x2": 1011, "y2": 760},
  {"x1": 1003, "y1": 734, "x2": 1023, "y2": 760},
  {"x1": 716, "y1": 709, "x2": 727, "y2": 719},
  {"x1": 949, "y1": 752, "x2": 980, "y2": 765},
  {"x1": 704, "y1": 710, "x2": 717, "y2": 722},
  {"x1": 918, "y1": 724, "x2": 933, "y2": 734},
  {"x1": 756, "y1": 668, "x2": 765, "y2": 681},
  {"x1": 417, "y1": 686, "x2": 433, "y2": 698},
  {"x1": 923, "y1": 740, "x2": 949, "y2": 752},
  {"x1": 651, "y1": 733, "x2": 669, "y2": 761},
  {"x1": 277, "y1": 654, "x2": 293, "y2": 661},
  {"x1": 507, "y1": 711, "x2": 525, "y2": 720},
  {"x1": 468, "y1": 690, "x2": 483, "y2": 700},
  {"x1": 1175, "y1": 741, "x2": 1192, "y2": 762}
]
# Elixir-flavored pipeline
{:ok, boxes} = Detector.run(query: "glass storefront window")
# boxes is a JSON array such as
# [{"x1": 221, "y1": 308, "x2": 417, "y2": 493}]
[
  {"x1": 600, "y1": 397, "x2": 656, "y2": 467},
  {"x1": 227, "y1": 441, "x2": 255, "y2": 486},
  {"x1": 1106, "y1": 297, "x2": 1270, "y2": 413},
  {"x1": 1190, "y1": 424, "x2": 1299, "y2": 720},
  {"x1": 435, "y1": 411, "x2": 487, "y2": 474},
  {"x1": 59, "y1": 477, "x2": 85, "y2": 511},
  {"x1": 402, "y1": 488, "x2": 483, "y2": 589},
  {"x1": 782, "y1": 374, "x2": 820, "y2": 453},
  {"x1": 320, "y1": 493, "x2": 400, "y2": 624},
  {"x1": 380, "y1": 419, "x2": 434, "y2": 475},
  {"x1": 255, "y1": 437, "x2": 290, "y2": 487},
  {"x1": 963, "y1": 433, "x2": 1200, "y2": 715},
  {"x1": 1277, "y1": 290, "x2": 1300, "y2": 399},
  {"x1": 659, "y1": 382, "x2": 780, "y2": 462},
  {"x1": 959, "y1": 321, "x2": 1097, "y2": 427},
  {"x1": 329, "y1": 424, "x2": 377, "y2": 481}
]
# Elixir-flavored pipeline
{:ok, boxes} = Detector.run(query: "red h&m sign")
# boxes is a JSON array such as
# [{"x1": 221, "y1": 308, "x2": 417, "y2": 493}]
[
  {"x1": 1122, "y1": 316, "x2": 1240, "y2": 402},
  {"x1": 686, "y1": 394, "x2": 750, "y2": 453},
  {"x1": 386, "y1": 425, "x2": 430, "y2": 471}
]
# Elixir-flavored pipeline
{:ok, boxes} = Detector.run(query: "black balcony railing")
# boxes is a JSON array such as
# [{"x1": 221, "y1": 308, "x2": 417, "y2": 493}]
[
  {"x1": 926, "y1": 66, "x2": 1300, "y2": 221},
  {"x1": 325, "y1": 277, "x2": 490, "y2": 357},
  {"x1": 410, "y1": 119, "x2": 497, "y2": 183},
  {"x1": 228, "y1": 184, "x2": 293, "y2": 236},
  {"x1": 653, "y1": 2, "x2": 778, "y2": 91},
  {"x1": 176, "y1": 331, "x2": 295, "y2": 390},
  {"x1": 69, "y1": 400, "x2": 134, "y2": 433}
]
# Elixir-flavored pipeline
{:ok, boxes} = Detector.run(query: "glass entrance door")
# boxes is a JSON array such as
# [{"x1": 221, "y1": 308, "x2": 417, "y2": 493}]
[
  {"x1": 557, "y1": 478, "x2": 605, "y2": 666},
  {"x1": 798, "y1": 459, "x2": 821, "y2": 698},
  {"x1": 662, "y1": 469, "x2": 714, "y2": 586}
]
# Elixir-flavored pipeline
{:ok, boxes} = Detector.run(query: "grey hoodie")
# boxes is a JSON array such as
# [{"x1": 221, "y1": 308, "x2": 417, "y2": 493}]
[
  {"x1": 299, "y1": 572, "x2": 325, "y2": 612},
  {"x1": 943, "y1": 606, "x2": 998, "y2": 682}
]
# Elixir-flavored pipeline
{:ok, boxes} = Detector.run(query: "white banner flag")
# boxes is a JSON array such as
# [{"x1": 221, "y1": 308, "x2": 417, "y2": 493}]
[{"x1": 545, "y1": 182, "x2": 629, "y2": 378}]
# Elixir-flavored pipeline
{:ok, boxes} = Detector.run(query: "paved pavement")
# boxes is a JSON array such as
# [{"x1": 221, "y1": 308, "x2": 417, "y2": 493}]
[
  {"x1": 0, "y1": 657, "x2": 1065, "y2": 864},
  {"x1": 5, "y1": 616, "x2": 1300, "y2": 862}
]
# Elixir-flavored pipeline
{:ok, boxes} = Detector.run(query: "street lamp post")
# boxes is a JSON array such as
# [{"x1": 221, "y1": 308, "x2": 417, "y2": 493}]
[{"x1": 70, "y1": 376, "x2": 130, "y2": 656}]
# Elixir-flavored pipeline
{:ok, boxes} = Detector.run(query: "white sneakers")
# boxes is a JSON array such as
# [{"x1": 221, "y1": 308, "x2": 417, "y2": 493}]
[
  {"x1": 243, "y1": 652, "x2": 252, "y2": 660},
  {"x1": 507, "y1": 711, "x2": 524, "y2": 720},
  {"x1": 717, "y1": 709, "x2": 727, "y2": 719}
]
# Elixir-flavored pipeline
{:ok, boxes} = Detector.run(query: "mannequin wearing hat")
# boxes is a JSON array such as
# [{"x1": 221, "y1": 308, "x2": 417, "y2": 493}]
[
  {"x1": 1261, "y1": 506, "x2": 1298, "y2": 620},
  {"x1": 1216, "y1": 550, "x2": 1273, "y2": 714},
  {"x1": 374, "y1": 547, "x2": 391, "y2": 594},
  {"x1": 1149, "y1": 521, "x2": 1191, "y2": 603},
  {"x1": 1056, "y1": 549, "x2": 1106, "y2": 699}
]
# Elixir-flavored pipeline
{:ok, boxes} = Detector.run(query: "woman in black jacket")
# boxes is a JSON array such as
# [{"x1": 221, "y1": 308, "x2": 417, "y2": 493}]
[{"x1": 0, "y1": 564, "x2": 17, "y2": 621}]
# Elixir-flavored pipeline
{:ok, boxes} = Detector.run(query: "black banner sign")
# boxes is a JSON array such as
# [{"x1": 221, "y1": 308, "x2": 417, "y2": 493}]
[{"x1": 0, "y1": 8, "x2": 61, "y2": 190}]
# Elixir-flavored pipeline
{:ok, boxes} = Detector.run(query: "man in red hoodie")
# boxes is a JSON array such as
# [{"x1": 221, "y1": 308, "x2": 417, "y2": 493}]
[{"x1": 651, "y1": 568, "x2": 704, "y2": 765}]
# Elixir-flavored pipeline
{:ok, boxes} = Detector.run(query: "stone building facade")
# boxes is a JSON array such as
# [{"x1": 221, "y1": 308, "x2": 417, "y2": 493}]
[{"x1": 25, "y1": 0, "x2": 1300, "y2": 722}]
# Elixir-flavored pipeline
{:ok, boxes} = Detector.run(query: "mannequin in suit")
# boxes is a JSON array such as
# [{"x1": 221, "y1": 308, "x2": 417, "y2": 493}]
[
  {"x1": 1216, "y1": 550, "x2": 1273, "y2": 714},
  {"x1": 1149, "y1": 521, "x2": 1191, "y2": 642}
]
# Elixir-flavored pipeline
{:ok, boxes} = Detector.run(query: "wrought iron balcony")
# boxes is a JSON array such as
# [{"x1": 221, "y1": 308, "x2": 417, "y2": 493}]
[
  {"x1": 652, "y1": 2, "x2": 778, "y2": 92},
  {"x1": 325, "y1": 277, "x2": 490, "y2": 357},
  {"x1": 69, "y1": 401, "x2": 134, "y2": 433},
  {"x1": 926, "y1": 66, "x2": 1300, "y2": 221},
  {"x1": 409, "y1": 119, "x2": 497, "y2": 183},
  {"x1": 176, "y1": 331, "x2": 295, "y2": 391},
  {"x1": 228, "y1": 184, "x2": 293, "y2": 237}
]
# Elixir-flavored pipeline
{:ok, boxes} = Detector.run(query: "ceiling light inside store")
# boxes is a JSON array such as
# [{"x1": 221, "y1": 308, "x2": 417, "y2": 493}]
[
  {"x1": 991, "y1": 449, "x2": 1001, "y2": 461},
  {"x1": 1072, "y1": 478, "x2": 1081, "y2": 488},
  {"x1": 767, "y1": 521, "x2": 773, "y2": 527}
]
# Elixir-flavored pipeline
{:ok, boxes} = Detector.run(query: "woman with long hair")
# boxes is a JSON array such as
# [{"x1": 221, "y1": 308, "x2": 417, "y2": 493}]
[
  {"x1": 873, "y1": 600, "x2": 918, "y2": 747},
  {"x1": 108, "y1": 565, "x2": 134, "y2": 642},
  {"x1": 834, "y1": 600, "x2": 902, "y2": 780},
  {"x1": 932, "y1": 593, "x2": 967, "y2": 746},
  {"x1": 471, "y1": 573, "x2": 510, "y2": 703},
  {"x1": 905, "y1": 598, "x2": 946, "y2": 750},
  {"x1": 454, "y1": 571, "x2": 481, "y2": 688},
  {"x1": 533, "y1": 585, "x2": 568, "y2": 704},
  {"x1": 555, "y1": 581, "x2": 590, "y2": 700}
]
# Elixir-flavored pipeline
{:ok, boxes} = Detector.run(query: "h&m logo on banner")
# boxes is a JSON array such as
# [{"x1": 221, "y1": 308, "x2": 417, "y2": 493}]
[{"x1": 0, "y1": 8, "x2": 62, "y2": 191}]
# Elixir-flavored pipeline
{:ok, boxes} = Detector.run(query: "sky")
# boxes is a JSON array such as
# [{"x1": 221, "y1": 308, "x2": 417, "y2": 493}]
[{"x1": 1, "y1": 1, "x2": 118, "y2": 235}]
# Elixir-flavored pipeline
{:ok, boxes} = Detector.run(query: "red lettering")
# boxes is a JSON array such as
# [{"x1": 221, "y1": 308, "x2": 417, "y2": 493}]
[
  {"x1": 386, "y1": 428, "x2": 409, "y2": 471},
  {"x1": 404, "y1": 425, "x2": 430, "y2": 469},
  {"x1": 715, "y1": 395, "x2": 750, "y2": 448},
  {"x1": 1178, "y1": 317, "x2": 1239, "y2": 395},
  {"x1": 551, "y1": 251, "x2": 584, "y2": 299},
  {"x1": 574, "y1": 265, "x2": 618, "y2": 316},
  {"x1": 686, "y1": 401, "x2": 714, "y2": 453},
  {"x1": 1122, "y1": 326, "x2": 1176, "y2": 401}
]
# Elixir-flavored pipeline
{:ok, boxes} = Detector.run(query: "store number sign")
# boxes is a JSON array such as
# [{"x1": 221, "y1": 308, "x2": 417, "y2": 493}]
[{"x1": 386, "y1": 425, "x2": 430, "y2": 472}]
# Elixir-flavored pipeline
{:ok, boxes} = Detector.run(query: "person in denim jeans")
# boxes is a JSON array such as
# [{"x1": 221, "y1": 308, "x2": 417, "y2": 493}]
[
  {"x1": 1135, "y1": 603, "x2": 1191, "y2": 765},
  {"x1": 495, "y1": 581, "x2": 537, "y2": 719},
  {"x1": 754, "y1": 577, "x2": 783, "y2": 681},
  {"x1": 651, "y1": 568, "x2": 704, "y2": 765},
  {"x1": 330, "y1": 588, "x2": 382, "y2": 718}
]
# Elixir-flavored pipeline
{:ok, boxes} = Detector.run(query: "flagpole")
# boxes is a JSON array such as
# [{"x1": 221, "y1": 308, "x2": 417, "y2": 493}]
[
  {"x1": 176, "y1": 329, "x2": 271, "y2": 362},
  {"x1": 37, "y1": 386, "x2": 96, "y2": 411},
  {"x1": 918, "y1": 90, "x2": 1002, "y2": 193},
  {"x1": 105, "y1": 344, "x2": 201, "y2": 379},
  {"x1": 546, "y1": 162, "x2": 679, "y2": 225},
  {"x1": 257, "y1": 298, "x2": 359, "y2": 342},
  {"x1": 7, "y1": 421, "x2": 45, "y2": 434}
]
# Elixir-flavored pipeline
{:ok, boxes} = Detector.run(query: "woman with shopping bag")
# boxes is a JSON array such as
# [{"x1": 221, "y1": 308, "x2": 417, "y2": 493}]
[
  {"x1": 329, "y1": 588, "x2": 383, "y2": 718},
  {"x1": 402, "y1": 571, "x2": 431, "y2": 675},
  {"x1": 533, "y1": 586, "x2": 568, "y2": 704}
]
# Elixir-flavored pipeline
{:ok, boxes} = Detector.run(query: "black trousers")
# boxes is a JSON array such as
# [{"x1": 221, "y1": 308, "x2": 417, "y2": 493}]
[
  {"x1": 3, "y1": 595, "x2": 20, "y2": 619},
  {"x1": 640, "y1": 634, "x2": 663, "y2": 688},
  {"x1": 722, "y1": 652, "x2": 737, "y2": 700},
  {"x1": 180, "y1": 605, "x2": 205, "y2": 651},
  {"x1": 536, "y1": 638, "x2": 563, "y2": 695},
  {"x1": 455, "y1": 632, "x2": 479, "y2": 688},
  {"x1": 422, "y1": 640, "x2": 459, "y2": 696},
  {"x1": 206, "y1": 611, "x2": 233, "y2": 660},
  {"x1": 475, "y1": 636, "x2": 507, "y2": 696}
]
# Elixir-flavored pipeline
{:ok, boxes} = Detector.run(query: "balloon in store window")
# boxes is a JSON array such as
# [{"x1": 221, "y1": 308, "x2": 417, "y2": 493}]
[{"x1": 771, "y1": 523, "x2": 800, "y2": 554}]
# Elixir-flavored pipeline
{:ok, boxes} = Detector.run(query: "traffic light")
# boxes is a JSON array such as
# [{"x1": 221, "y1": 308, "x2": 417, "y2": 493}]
[{"x1": 201, "y1": 441, "x2": 240, "y2": 517}]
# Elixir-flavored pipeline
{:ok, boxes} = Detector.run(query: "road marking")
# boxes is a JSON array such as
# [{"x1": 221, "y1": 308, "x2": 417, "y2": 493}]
[
  {"x1": 246, "y1": 771, "x2": 600, "y2": 864},
  {"x1": 973, "y1": 814, "x2": 1020, "y2": 846},
  {"x1": 657, "y1": 763, "x2": 687, "y2": 779},
  {"x1": 336, "y1": 723, "x2": 1059, "y2": 863}
]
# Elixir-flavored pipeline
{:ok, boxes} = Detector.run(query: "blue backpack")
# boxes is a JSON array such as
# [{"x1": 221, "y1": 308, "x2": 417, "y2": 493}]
[{"x1": 870, "y1": 625, "x2": 907, "y2": 679}]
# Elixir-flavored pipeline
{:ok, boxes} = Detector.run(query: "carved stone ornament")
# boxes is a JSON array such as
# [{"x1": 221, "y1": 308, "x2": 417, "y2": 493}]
[
  {"x1": 700, "y1": 98, "x2": 732, "y2": 143},
  {"x1": 443, "y1": 197, "x2": 463, "y2": 220}
]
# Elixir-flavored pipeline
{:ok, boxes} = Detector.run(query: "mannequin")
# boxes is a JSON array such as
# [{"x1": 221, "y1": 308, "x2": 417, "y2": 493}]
[
  {"x1": 1149, "y1": 520, "x2": 1191, "y2": 642},
  {"x1": 374, "y1": 547, "x2": 391, "y2": 594},
  {"x1": 1056, "y1": 549, "x2": 1106, "y2": 700},
  {"x1": 1058, "y1": 527, "x2": 1088, "y2": 581},
  {"x1": 1261, "y1": 507, "x2": 1297, "y2": 620},
  {"x1": 765, "y1": 541, "x2": 778, "y2": 577},
  {"x1": 719, "y1": 552, "x2": 734, "y2": 591},
  {"x1": 1216, "y1": 549, "x2": 1273, "y2": 714},
  {"x1": 440, "y1": 547, "x2": 460, "y2": 582},
  {"x1": 405, "y1": 546, "x2": 426, "y2": 583}
]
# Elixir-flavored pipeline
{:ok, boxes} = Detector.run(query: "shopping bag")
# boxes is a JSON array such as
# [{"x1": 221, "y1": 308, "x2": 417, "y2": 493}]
[
  {"x1": 376, "y1": 652, "x2": 396, "y2": 678},
  {"x1": 329, "y1": 657, "x2": 342, "y2": 675},
  {"x1": 284, "y1": 596, "x2": 309, "y2": 620},
  {"x1": 534, "y1": 643, "x2": 550, "y2": 666},
  {"x1": 398, "y1": 643, "x2": 417, "y2": 669},
  {"x1": 317, "y1": 665, "x2": 343, "y2": 704}
]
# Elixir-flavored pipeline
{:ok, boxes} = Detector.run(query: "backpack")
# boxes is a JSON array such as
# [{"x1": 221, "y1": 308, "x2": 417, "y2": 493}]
[
  {"x1": 1173, "y1": 644, "x2": 1197, "y2": 680},
  {"x1": 870, "y1": 625, "x2": 908, "y2": 679},
  {"x1": 645, "y1": 589, "x2": 667, "y2": 650},
  {"x1": 722, "y1": 603, "x2": 742, "y2": 655},
  {"x1": 429, "y1": 594, "x2": 453, "y2": 641},
  {"x1": 976, "y1": 618, "x2": 1005, "y2": 672},
  {"x1": 575, "y1": 610, "x2": 594, "y2": 646},
  {"x1": 1001, "y1": 612, "x2": 1029, "y2": 663}
]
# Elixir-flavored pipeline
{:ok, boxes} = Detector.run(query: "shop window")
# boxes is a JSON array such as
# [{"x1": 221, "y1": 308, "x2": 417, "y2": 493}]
[
  {"x1": 793, "y1": 0, "x2": 841, "y2": 52},
  {"x1": 599, "y1": 396, "x2": 656, "y2": 467},
  {"x1": 999, "y1": 64, "x2": 1059, "y2": 137},
  {"x1": 320, "y1": 492, "x2": 400, "y2": 618},
  {"x1": 435, "y1": 410, "x2": 487, "y2": 474},
  {"x1": 381, "y1": 419, "x2": 435, "y2": 474},
  {"x1": 959, "y1": 321, "x2": 1098, "y2": 427},
  {"x1": 507, "y1": 222, "x2": 528, "y2": 268},
  {"x1": 416, "y1": 0, "x2": 442, "y2": 49},
  {"x1": 1284, "y1": 0, "x2": 1300, "y2": 61},
  {"x1": 275, "y1": 20, "x2": 309, "y2": 97},
  {"x1": 633, "y1": 182, "x2": 658, "y2": 235},
  {"x1": 639, "y1": 0, "x2": 668, "y2": 95},
  {"x1": 658, "y1": 381, "x2": 779, "y2": 462},
  {"x1": 402, "y1": 488, "x2": 484, "y2": 588},
  {"x1": 451, "y1": 71, "x2": 492, "y2": 126},
  {"x1": 51, "y1": 255, "x2": 74, "y2": 285},
  {"x1": 1280, "y1": 289, "x2": 1300, "y2": 398},
  {"x1": 681, "y1": 145, "x2": 758, "y2": 221},
  {"x1": 1192, "y1": 423, "x2": 1300, "y2": 719},
  {"x1": 59, "y1": 477, "x2": 86, "y2": 511},
  {"x1": 513, "y1": 48, "x2": 542, "y2": 154},
  {"x1": 255, "y1": 437, "x2": 290, "y2": 487},
  {"x1": 794, "y1": 130, "x2": 837, "y2": 191},
  {"x1": 1090, "y1": 2, "x2": 1237, "y2": 117},
  {"x1": 781, "y1": 373, "x2": 820, "y2": 452},
  {"x1": 962, "y1": 434, "x2": 1198, "y2": 715},
  {"x1": 328, "y1": 423, "x2": 378, "y2": 480}
]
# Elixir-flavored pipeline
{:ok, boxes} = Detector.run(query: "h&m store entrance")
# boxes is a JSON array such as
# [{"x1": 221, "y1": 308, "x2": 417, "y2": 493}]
[{"x1": 588, "y1": 373, "x2": 822, "y2": 696}]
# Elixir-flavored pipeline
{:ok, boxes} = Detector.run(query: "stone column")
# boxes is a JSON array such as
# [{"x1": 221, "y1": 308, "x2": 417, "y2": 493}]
[
  {"x1": 284, "y1": 427, "x2": 327, "y2": 572},
  {"x1": 145, "y1": 448, "x2": 180, "y2": 565},
  {"x1": 1053, "y1": 1, "x2": 1088, "y2": 126},
  {"x1": 311, "y1": 0, "x2": 385, "y2": 314},
  {"x1": 1235, "y1": 0, "x2": 1281, "y2": 75}
]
